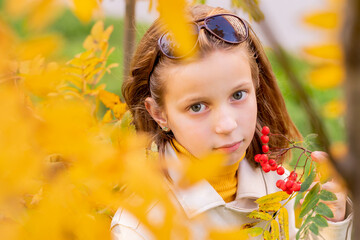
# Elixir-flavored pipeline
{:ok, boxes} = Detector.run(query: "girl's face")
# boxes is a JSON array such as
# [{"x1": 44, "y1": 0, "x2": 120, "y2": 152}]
[{"x1": 149, "y1": 47, "x2": 258, "y2": 165}]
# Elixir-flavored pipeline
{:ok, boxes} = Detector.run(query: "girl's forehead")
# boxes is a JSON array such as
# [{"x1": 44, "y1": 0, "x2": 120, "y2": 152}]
[{"x1": 162, "y1": 48, "x2": 253, "y2": 102}]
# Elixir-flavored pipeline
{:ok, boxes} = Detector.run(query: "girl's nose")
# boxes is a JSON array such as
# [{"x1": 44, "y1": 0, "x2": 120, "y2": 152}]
[{"x1": 214, "y1": 109, "x2": 238, "y2": 135}]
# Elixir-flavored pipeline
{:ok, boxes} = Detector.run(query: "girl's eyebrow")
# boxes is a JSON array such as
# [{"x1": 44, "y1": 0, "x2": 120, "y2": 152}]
[
  {"x1": 178, "y1": 81, "x2": 253, "y2": 105},
  {"x1": 230, "y1": 81, "x2": 252, "y2": 91}
]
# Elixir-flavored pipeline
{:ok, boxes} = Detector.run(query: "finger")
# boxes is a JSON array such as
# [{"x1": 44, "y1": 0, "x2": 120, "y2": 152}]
[
  {"x1": 311, "y1": 151, "x2": 329, "y2": 163},
  {"x1": 321, "y1": 180, "x2": 344, "y2": 193}
]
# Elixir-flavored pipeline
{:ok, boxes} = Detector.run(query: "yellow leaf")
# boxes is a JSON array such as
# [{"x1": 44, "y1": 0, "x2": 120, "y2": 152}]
[
  {"x1": 255, "y1": 191, "x2": 289, "y2": 205},
  {"x1": 247, "y1": 210, "x2": 272, "y2": 221},
  {"x1": 157, "y1": 0, "x2": 197, "y2": 57},
  {"x1": 71, "y1": 0, "x2": 100, "y2": 22},
  {"x1": 303, "y1": 44, "x2": 342, "y2": 60},
  {"x1": 309, "y1": 64, "x2": 344, "y2": 89},
  {"x1": 244, "y1": 227, "x2": 263, "y2": 237},
  {"x1": 106, "y1": 63, "x2": 119, "y2": 73},
  {"x1": 270, "y1": 220, "x2": 280, "y2": 240},
  {"x1": 16, "y1": 34, "x2": 63, "y2": 60},
  {"x1": 322, "y1": 99, "x2": 345, "y2": 118},
  {"x1": 303, "y1": 11, "x2": 339, "y2": 29},
  {"x1": 113, "y1": 103, "x2": 127, "y2": 119},
  {"x1": 91, "y1": 21, "x2": 104, "y2": 42},
  {"x1": 259, "y1": 202, "x2": 282, "y2": 212},
  {"x1": 98, "y1": 90, "x2": 121, "y2": 109},
  {"x1": 102, "y1": 109, "x2": 113, "y2": 123},
  {"x1": 26, "y1": 0, "x2": 63, "y2": 31},
  {"x1": 278, "y1": 208, "x2": 289, "y2": 240},
  {"x1": 240, "y1": 222, "x2": 259, "y2": 229},
  {"x1": 263, "y1": 230, "x2": 271, "y2": 240}
]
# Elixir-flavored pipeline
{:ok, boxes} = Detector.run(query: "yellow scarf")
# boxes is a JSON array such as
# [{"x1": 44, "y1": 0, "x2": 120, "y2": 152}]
[{"x1": 171, "y1": 139, "x2": 245, "y2": 203}]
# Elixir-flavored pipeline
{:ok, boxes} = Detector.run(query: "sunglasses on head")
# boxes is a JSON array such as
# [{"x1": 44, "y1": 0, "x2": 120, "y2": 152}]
[{"x1": 157, "y1": 13, "x2": 249, "y2": 59}]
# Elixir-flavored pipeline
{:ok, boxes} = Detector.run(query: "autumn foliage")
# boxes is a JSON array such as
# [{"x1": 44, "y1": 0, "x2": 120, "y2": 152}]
[{"x1": 0, "y1": 0, "x2": 346, "y2": 239}]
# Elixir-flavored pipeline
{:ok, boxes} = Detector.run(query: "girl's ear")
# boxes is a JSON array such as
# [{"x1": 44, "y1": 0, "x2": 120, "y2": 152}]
[{"x1": 145, "y1": 97, "x2": 168, "y2": 129}]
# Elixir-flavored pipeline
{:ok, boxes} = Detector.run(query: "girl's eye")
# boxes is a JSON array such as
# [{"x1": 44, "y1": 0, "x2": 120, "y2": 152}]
[
  {"x1": 189, "y1": 103, "x2": 206, "y2": 113},
  {"x1": 232, "y1": 90, "x2": 246, "y2": 101}
]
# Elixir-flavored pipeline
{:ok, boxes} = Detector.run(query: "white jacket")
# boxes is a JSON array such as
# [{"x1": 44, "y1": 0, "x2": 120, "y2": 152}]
[{"x1": 111, "y1": 143, "x2": 353, "y2": 239}]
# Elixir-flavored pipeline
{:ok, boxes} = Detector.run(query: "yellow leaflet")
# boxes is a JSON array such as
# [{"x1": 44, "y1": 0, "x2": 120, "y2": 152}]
[
  {"x1": 240, "y1": 221, "x2": 259, "y2": 229},
  {"x1": 271, "y1": 220, "x2": 280, "y2": 240},
  {"x1": 303, "y1": 11, "x2": 339, "y2": 29},
  {"x1": 208, "y1": 228, "x2": 249, "y2": 240},
  {"x1": 71, "y1": 0, "x2": 100, "y2": 23},
  {"x1": 263, "y1": 230, "x2": 271, "y2": 240},
  {"x1": 91, "y1": 21, "x2": 105, "y2": 42},
  {"x1": 102, "y1": 110, "x2": 113, "y2": 123},
  {"x1": 157, "y1": 0, "x2": 196, "y2": 57},
  {"x1": 255, "y1": 191, "x2": 289, "y2": 205},
  {"x1": 106, "y1": 63, "x2": 119, "y2": 73},
  {"x1": 303, "y1": 44, "x2": 342, "y2": 60},
  {"x1": 259, "y1": 202, "x2": 282, "y2": 212},
  {"x1": 279, "y1": 208, "x2": 289, "y2": 240},
  {"x1": 244, "y1": 227, "x2": 263, "y2": 237},
  {"x1": 98, "y1": 90, "x2": 121, "y2": 109},
  {"x1": 323, "y1": 99, "x2": 345, "y2": 118},
  {"x1": 16, "y1": 34, "x2": 63, "y2": 60},
  {"x1": 113, "y1": 103, "x2": 127, "y2": 119},
  {"x1": 309, "y1": 64, "x2": 344, "y2": 89},
  {"x1": 26, "y1": 0, "x2": 63, "y2": 31},
  {"x1": 247, "y1": 210, "x2": 272, "y2": 221}
]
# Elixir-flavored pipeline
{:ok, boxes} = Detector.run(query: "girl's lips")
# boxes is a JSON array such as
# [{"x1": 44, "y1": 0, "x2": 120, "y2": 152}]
[{"x1": 214, "y1": 141, "x2": 242, "y2": 153}]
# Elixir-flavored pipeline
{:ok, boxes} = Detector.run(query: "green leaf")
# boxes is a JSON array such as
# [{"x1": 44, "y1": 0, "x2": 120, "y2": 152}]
[
  {"x1": 309, "y1": 223, "x2": 319, "y2": 235},
  {"x1": 300, "y1": 169, "x2": 316, "y2": 192},
  {"x1": 319, "y1": 189, "x2": 337, "y2": 201},
  {"x1": 300, "y1": 183, "x2": 321, "y2": 218},
  {"x1": 303, "y1": 133, "x2": 318, "y2": 149},
  {"x1": 294, "y1": 191, "x2": 305, "y2": 207},
  {"x1": 313, "y1": 214, "x2": 328, "y2": 227},
  {"x1": 299, "y1": 195, "x2": 320, "y2": 218},
  {"x1": 315, "y1": 202, "x2": 334, "y2": 218}
]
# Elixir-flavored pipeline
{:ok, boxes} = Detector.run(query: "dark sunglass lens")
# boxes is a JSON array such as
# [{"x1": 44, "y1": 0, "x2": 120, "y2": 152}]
[
  {"x1": 159, "y1": 24, "x2": 199, "y2": 58},
  {"x1": 206, "y1": 15, "x2": 246, "y2": 43}
]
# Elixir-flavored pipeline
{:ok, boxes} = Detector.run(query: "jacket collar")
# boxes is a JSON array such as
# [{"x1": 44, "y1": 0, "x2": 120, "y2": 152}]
[{"x1": 164, "y1": 143, "x2": 268, "y2": 219}]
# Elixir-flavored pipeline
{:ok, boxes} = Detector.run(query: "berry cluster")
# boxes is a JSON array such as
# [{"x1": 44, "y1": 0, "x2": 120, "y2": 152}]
[{"x1": 254, "y1": 126, "x2": 302, "y2": 195}]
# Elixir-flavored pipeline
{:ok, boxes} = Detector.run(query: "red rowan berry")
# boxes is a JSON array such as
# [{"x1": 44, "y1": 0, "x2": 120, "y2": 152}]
[
  {"x1": 280, "y1": 181, "x2": 287, "y2": 191},
  {"x1": 262, "y1": 164, "x2": 271, "y2": 173},
  {"x1": 285, "y1": 180, "x2": 294, "y2": 189},
  {"x1": 291, "y1": 183, "x2": 301, "y2": 192},
  {"x1": 261, "y1": 135, "x2": 269, "y2": 144},
  {"x1": 260, "y1": 154, "x2": 268, "y2": 164},
  {"x1": 277, "y1": 166, "x2": 285, "y2": 175},
  {"x1": 254, "y1": 154, "x2": 261, "y2": 163},
  {"x1": 270, "y1": 164, "x2": 278, "y2": 171},
  {"x1": 276, "y1": 180, "x2": 284, "y2": 189},
  {"x1": 268, "y1": 159, "x2": 276, "y2": 166},
  {"x1": 289, "y1": 171, "x2": 298, "y2": 181},
  {"x1": 286, "y1": 189, "x2": 293, "y2": 195},
  {"x1": 261, "y1": 126, "x2": 270, "y2": 135},
  {"x1": 262, "y1": 145, "x2": 269, "y2": 153}
]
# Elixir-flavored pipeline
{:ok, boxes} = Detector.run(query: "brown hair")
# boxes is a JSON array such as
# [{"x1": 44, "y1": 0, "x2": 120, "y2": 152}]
[{"x1": 122, "y1": 4, "x2": 302, "y2": 164}]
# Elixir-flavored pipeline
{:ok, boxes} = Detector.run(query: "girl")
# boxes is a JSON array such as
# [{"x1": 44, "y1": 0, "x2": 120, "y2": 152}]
[{"x1": 111, "y1": 4, "x2": 352, "y2": 239}]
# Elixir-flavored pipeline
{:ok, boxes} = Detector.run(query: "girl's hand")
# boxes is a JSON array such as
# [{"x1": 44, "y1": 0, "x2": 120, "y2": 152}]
[{"x1": 308, "y1": 151, "x2": 347, "y2": 222}]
